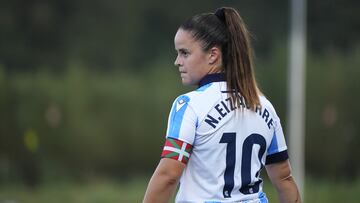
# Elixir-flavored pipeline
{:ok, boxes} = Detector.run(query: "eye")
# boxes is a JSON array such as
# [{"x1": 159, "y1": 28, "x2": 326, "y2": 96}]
[{"x1": 180, "y1": 50, "x2": 189, "y2": 57}]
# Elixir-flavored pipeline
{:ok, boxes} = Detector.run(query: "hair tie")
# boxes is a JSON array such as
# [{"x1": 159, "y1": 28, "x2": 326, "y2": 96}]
[{"x1": 214, "y1": 8, "x2": 226, "y2": 23}]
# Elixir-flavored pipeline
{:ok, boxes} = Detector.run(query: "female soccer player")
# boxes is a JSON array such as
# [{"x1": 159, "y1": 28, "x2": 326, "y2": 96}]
[{"x1": 143, "y1": 7, "x2": 301, "y2": 203}]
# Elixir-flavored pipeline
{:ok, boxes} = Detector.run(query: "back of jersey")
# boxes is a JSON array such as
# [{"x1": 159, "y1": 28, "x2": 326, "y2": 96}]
[{"x1": 165, "y1": 77, "x2": 288, "y2": 203}]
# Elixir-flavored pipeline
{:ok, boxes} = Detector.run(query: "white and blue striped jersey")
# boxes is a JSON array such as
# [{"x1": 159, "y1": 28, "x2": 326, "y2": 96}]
[{"x1": 165, "y1": 73, "x2": 289, "y2": 203}]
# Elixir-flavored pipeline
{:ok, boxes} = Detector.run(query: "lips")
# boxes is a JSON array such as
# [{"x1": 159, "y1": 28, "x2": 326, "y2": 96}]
[{"x1": 179, "y1": 72, "x2": 187, "y2": 79}]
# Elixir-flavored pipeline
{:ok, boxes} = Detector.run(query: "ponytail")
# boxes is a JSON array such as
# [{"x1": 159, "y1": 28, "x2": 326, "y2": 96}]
[{"x1": 221, "y1": 7, "x2": 260, "y2": 111}]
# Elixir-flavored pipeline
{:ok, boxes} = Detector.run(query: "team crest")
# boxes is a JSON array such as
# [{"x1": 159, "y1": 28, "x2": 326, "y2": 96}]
[{"x1": 176, "y1": 99, "x2": 186, "y2": 112}]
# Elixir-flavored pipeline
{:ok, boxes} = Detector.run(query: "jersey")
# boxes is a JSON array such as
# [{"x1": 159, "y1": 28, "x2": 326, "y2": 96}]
[{"x1": 163, "y1": 73, "x2": 289, "y2": 203}]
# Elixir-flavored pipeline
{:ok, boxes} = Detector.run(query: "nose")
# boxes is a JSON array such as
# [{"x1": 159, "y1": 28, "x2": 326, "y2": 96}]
[{"x1": 174, "y1": 55, "x2": 181, "y2": 67}]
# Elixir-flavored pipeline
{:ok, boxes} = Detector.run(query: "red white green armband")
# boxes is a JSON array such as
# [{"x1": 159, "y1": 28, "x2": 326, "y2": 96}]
[{"x1": 161, "y1": 138, "x2": 193, "y2": 164}]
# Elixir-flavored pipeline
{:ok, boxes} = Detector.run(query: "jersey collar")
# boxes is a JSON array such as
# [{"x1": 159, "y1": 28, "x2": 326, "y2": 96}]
[{"x1": 198, "y1": 73, "x2": 226, "y2": 88}]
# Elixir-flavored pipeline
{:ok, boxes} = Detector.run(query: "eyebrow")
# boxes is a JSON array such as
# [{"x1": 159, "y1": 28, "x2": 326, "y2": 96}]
[{"x1": 176, "y1": 48, "x2": 189, "y2": 52}]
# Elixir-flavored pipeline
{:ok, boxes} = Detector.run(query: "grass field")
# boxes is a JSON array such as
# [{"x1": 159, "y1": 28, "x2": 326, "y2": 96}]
[{"x1": 1, "y1": 176, "x2": 360, "y2": 203}]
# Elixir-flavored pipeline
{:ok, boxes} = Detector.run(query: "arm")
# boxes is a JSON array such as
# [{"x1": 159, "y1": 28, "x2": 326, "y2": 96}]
[
  {"x1": 265, "y1": 160, "x2": 301, "y2": 203},
  {"x1": 143, "y1": 158, "x2": 186, "y2": 203}
]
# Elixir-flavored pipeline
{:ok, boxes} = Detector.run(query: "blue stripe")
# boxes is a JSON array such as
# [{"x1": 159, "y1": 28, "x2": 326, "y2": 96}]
[
  {"x1": 168, "y1": 102, "x2": 176, "y2": 134},
  {"x1": 259, "y1": 191, "x2": 268, "y2": 203},
  {"x1": 168, "y1": 95, "x2": 190, "y2": 139},
  {"x1": 267, "y1": 131, "x2": 278, "y2": 155},
  {"x1": 196, "y1": 83, "x2": 212, "y2": 91}
]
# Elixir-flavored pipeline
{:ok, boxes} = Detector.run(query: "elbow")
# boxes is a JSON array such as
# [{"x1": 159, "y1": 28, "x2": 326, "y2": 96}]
[
  {"x1": 273, "y1": 173, "x2": 294, "y2": 190},
  {"x1": 274, "y1": 175, "x2": 301, "y2": 201}
]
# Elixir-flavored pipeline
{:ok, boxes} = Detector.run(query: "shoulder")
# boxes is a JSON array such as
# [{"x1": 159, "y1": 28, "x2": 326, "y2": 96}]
[
  {"x1": 175, "y1": 83, "x2": 217, "y2": 101},
  {"x1": 171, "y1": 83, "x2": 221, "y2": 115},
  {"x1": 259, "y1": 95, "x2": 280, "y2": 119}
]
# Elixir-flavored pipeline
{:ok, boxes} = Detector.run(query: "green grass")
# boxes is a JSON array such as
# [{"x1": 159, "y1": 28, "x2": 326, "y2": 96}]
[
  {"x1": 0, "y1": 177, "x2": 148, "y2": 203},
  {"x1": 1, "y1": 176, "x2": 360, "y2": 203}
]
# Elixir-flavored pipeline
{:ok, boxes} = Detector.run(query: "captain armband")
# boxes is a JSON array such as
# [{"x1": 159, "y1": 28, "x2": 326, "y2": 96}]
[{"x1": 161, "y1": 138, "x2": 193, "y2": 164}]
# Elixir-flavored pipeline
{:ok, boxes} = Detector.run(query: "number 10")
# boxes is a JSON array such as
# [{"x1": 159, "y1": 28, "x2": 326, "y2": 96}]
[{"x1": 219, "y1": 132, "x2": 266, "y2": 198}]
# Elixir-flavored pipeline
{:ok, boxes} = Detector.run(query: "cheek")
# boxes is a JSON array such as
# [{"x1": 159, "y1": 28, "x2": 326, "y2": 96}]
[
  {"x1": 183, "y1": 54, "x2": 208, "y2": 83},
  {"x1": 186, "y1": 69, "x2": 205, "y2": 85},
  {"x1": 187, "y1": 57, "x2": 202, "y2": 72},
  {"x1": 191, "y1": 58, "x2": 208, "y2": 76}
]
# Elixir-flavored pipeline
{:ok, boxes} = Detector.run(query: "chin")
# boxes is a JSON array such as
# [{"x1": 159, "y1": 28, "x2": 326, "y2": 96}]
[
  {"x1": 181, "y1": 80, "x2": 190, "y2": 86},
  {"x1": 181, "y1": 78, "x2": 192, "y2": 86}
]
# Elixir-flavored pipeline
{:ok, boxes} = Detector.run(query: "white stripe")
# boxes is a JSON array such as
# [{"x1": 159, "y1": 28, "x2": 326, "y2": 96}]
[
  {"x1": 163, "y1": 144, "x2": 190, "y2": 161},
  {"x1": 178, "y1": 142, "x2": 187, "y2": 161}
]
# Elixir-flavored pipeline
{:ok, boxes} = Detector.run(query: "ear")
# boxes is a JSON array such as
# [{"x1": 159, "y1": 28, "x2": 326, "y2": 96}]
[{"x1": 208, "y1": 46, "x2": 221, "y2": 65}]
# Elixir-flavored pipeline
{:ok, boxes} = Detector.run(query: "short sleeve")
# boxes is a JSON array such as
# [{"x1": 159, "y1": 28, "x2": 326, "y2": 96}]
[
  {"x1": 265, "y1": 115, "x2": 289, "y2": 165},
  {"x1": 165, "y1": 95, "x2": 197, "y2": 145}
]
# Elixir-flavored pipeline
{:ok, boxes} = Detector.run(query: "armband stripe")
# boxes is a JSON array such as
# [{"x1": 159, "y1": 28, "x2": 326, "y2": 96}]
[
  {"x1": 168, "y1": 138, "x2": 180, "y2": 148},
  {"x1": 164, "y1": 152, "x2": 178, "y2": 158},
  {"x1": 161, "y1": 138, "x2": 193, "y2": 164}
]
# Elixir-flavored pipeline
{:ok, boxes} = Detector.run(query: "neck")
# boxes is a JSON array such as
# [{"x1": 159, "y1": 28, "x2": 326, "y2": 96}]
[{"x1": 207, "y1": 64, "x2": 223, "y2": 74}]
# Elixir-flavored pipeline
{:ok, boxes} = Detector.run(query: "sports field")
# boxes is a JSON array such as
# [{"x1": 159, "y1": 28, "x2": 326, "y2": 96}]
[{"x1": 1, "y1": 176, "x2": 359, "y2": 203}]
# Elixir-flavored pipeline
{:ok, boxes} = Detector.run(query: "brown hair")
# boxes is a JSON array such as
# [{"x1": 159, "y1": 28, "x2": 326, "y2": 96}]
[{"x1": 179, "y1": 7, "x2": 261, "y2": 111}]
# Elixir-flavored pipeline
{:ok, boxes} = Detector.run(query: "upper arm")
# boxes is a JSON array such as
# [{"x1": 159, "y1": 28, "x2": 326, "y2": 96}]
[
  {"x1": 156, "y1": 94, "x2": 196, "y2": 182},
  {"x1": 143, "y1": 149, "x2": 187, "y2": 203},
  {"x1": 156, "y1": 137, "x2": 193, "y2": 182},
  {"x1": 265, "y1": 160, "x2": 302, "y2": 203},
  {"x1": 153, "y1": 158, "x2": 186, "y2": 183}
]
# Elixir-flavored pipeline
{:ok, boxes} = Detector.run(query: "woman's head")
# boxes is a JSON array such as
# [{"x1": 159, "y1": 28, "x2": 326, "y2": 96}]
[
  {"x1": 174, "y1": 28, "x2": 223, "y2": 86},
  {"x1": 174, "y1": 7, "x2": 260, "y2": 110}
]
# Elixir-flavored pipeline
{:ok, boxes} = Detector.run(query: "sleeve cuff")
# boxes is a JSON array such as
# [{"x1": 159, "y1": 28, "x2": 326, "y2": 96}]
[{"x1": 265, "y1": 150, "x2": 289, "y2": 165}]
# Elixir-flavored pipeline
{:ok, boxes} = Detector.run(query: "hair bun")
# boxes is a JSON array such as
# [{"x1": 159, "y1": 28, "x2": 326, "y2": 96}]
[{"x1": 214, "y1": 7, "x2": 226, "y2": 23}]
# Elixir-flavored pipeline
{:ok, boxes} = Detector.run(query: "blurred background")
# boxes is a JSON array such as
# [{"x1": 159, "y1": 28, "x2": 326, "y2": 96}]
[{"x1": 0, "y1": 0, "x2": 359, "y2": 202}]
